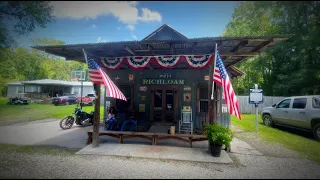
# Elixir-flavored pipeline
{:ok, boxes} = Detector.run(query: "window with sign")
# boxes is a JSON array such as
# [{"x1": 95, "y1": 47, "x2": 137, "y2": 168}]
[
  {"x1": 198, "y1": 87, "x2": 208, "y2": 112},
  {"x1": 277, "y1": 99, "x2": 291, "y2": 108}
]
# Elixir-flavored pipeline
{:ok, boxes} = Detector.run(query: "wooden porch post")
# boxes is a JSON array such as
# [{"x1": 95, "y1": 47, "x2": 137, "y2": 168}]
[
  {"x1": 208, "y1": 57, "x2": 215, "y2": 124},
  {"x1": 215, "y1": 85, "x2": 220, "y2": 123},
  {"x1": 92, "y1": 84, "x2": 100, "y2": 148}
]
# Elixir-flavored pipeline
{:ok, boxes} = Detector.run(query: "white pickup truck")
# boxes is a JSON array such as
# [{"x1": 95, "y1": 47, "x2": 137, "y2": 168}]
[{"x1": 262, "y1": 95, "x2": 320, "y2": 140}]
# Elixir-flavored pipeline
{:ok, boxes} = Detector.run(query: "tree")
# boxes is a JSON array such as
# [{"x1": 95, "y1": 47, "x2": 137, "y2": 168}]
[
  {"x1": 0, "y1": 1, "x2": 54, "y2": 48},
  {"x1": 0, "y1": 38, "x2": 88, "y2": 97},
  {"x1": 224, "y1": 1, "x2": 320, "y2": 96}
]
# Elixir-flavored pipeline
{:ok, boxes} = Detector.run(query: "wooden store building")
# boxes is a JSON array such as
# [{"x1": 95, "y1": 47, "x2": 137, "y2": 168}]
[{"x1": 34, "y1": 24, "x2": 288, "y2": 133}]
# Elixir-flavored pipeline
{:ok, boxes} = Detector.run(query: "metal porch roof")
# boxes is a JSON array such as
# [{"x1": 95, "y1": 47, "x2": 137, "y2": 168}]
[{"x1": 32, "y1": 35, "x2": 289, "y2": 68}]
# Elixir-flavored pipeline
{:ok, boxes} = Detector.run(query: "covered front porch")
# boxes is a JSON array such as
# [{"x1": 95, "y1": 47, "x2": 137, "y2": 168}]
[{"x1": 33, "y1": 24, "x2": 289, "y2": 146}]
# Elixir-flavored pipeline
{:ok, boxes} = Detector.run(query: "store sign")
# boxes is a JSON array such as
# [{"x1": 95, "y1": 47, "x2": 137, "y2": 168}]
[
  {"x1": 159, "y1": 73, "x2": 172, "y2": 78},
  {"x1": 142, "y1": 79, "x2": 184, "y2": 85}
]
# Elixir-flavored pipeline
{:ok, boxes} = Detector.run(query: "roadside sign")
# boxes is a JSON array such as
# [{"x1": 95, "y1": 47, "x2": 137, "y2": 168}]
[{"x1": 249, "y1": 88, "x2": 263, "y2": 104}]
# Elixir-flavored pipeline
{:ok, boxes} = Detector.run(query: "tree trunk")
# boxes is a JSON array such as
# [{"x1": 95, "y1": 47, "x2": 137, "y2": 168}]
[{"x1": 92, "y1": 84, "x2": 100, "y2": 148}]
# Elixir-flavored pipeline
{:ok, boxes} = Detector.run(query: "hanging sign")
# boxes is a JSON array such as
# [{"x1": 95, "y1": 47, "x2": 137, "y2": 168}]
[
  {"x1": 139, "y1": 104, "x2": 146, "y2": 112},
  {"x1": 205, "y1": 75, "x2": 210, "y2": 80},
  {"x1": 184, "y1": 86, "x2": 191, "y2": 91},
  {"x1": 184, "y1": 93, "x2": 191, "y2": 102},
  {"x1": 129, "y1": 74, "x2": 134, "y2": 81},
  {"x1": 140, "y1": 95, "x2": 146, "y2": 101},
  {"x1": 183, "y1": 106, "x2": 191, "y2": 111},
  {"x1": 142, "y1": 79, "x2": 184, "y2": 85},
  {"x1": 105, "y1": 101, "x2": 111, "y2": 108},
  {"x1": 222, "y1": 104, "x2": 228, "y2": 113},
  {"x1": 139, "y1": 86, "x2": 147, "y2": 92}
]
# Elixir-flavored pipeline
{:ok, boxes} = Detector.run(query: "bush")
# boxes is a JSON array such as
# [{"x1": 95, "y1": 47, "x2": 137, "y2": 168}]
[{"x1": 205, "y1": 123, "x2": 233, "y2": 148}]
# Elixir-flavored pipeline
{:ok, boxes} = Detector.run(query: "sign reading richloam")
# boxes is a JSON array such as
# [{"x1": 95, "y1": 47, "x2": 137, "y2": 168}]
[{"x1": 142, "y1": 79, "x2": 184, "y2": 85}]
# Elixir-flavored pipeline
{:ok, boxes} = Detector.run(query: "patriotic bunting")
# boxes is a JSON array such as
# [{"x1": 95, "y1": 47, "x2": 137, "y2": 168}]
[
  {"x1": 99, "y1": 54, "x2": 215, "y2": 70},
  {"x1": 154, "y1": 56, "x2": 180, "y2": 68},
  {"x1": 127, "y1": 56, "x2": 152, "y2": 70},
  {"x1": 100, "y1": 57, "x2": 124, "y2": 70},
  {"x1": 184, "y1": 55, "x2": 214, "y2": 69}
]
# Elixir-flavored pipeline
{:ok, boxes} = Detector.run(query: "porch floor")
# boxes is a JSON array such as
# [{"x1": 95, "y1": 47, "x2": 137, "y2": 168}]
[
  {"x1": 77, "y1": 126, "x2": 232, "y2": 164},
  {"x1": 76, "y1": 143, "x2": 233, "y2": 164}
]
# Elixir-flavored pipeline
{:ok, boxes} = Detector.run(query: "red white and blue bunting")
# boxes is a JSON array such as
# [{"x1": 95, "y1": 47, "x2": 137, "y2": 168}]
[
  {"x1": 127, "y1": 56, "x2": 152, "y2": 70},
  {"x1": 101, "y1": 57, "x2": 124, "y2": 70},
  {"x1": 184, "y1": 55, "x2": 214, "y2": 69},
  {"x1": 154, "y1": 56, "x2": 180, "y2": 68},
  {"x1": 99, "y1": 54, "x2": 214, "y2": 70}
]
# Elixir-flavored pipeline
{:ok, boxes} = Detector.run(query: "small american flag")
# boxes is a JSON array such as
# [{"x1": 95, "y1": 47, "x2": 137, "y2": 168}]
[
  {"x1": 84, "y1": 50, "x2": 127, "y2": 102},
  {"x1": 213, "y1": 52, "x2": 241, "y2": 120}
]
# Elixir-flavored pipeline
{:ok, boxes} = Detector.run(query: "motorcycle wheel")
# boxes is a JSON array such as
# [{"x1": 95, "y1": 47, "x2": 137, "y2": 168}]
[{"x1": 59, "y1": 116, "x2": 74, "y2": 130}]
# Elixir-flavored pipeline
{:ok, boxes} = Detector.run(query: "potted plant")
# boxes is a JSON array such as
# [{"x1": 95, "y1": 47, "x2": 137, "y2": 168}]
[{"x1": 205, "y1": 123, "x2": 233, "y2": 157}]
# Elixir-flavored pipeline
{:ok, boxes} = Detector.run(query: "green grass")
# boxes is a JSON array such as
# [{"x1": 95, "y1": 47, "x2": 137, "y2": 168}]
[
  {"x1": 0, "y1": 143, "x2": 76, "y2": 156},
  {"x1": 231, "y1": 114, "x2": 320, "y2": 163},
  {"x1": 0, "y1": 97, "x2": 105, "y2": 125}
]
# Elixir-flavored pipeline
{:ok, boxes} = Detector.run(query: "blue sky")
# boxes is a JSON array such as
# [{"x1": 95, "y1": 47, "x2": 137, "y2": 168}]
[{"x1": 11, "y1": 1, "x2": 239, "y2": 48}]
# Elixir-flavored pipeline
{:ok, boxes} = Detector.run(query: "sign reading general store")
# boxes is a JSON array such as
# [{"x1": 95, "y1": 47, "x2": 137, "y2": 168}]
[{"x1": 142, "y1": 79, "x2": 185, "y2": 85}]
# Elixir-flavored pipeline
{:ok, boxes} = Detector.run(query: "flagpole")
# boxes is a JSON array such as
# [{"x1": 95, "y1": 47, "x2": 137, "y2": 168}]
[
  {"x1": 211, "y1": 43, "x2": 218, "y2": 100},
  {"x1": 82, "y1": 48, "x2": 100, "y2": 148},
  {"x1": 82, "y1": 48, "x2": 88, "y2": 64}
]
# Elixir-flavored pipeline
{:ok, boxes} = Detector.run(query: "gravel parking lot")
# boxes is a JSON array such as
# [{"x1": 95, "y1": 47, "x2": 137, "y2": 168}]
[
  {"x1": 0, "y1": 151, "x2": 319, "y2": 179},
  {"x1": 0, "y1": 120, "x2": 319, "y2": 179}
]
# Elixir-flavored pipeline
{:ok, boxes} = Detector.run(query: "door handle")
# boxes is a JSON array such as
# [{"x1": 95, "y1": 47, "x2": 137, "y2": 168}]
[{"x1": 299, "y1": 112, "x2": 305, "y2": 114}]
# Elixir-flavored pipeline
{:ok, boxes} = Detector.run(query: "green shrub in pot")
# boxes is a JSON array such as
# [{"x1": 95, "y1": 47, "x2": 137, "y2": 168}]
[{"x1": 205, "y1": 123, "x2": 233, "y2": 156}]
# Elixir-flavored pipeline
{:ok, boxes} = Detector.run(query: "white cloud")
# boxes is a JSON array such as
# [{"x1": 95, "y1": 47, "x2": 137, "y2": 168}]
[
  {"x1": 138, "y1": 8, "x2": 162, "y2": 22},
  {"x1": 96, "y1": 37, "x2": 108, "y2": 43},
  {"x1": 51, "y1": 1, "x2": 162, "y2": 26},
  {"x1": 91, "y1": 24, "x2": 97, "y2": 29},
  {"x1": 126, "y1": 24, "x2": 135, "y2": 31},
  {"x1": 131, "y1": 34, "x2": 138, "y2": 40}
]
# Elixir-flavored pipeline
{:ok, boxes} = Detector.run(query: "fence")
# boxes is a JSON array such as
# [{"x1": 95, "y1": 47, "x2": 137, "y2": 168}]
[{"x1": 237, "y1": 96, "x2": 285, "y2": 114}]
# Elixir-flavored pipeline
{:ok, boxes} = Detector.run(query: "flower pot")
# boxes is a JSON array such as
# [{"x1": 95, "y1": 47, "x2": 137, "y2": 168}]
[{"x1": 210, "y1": 143, "x2": 222, "y2": 157}]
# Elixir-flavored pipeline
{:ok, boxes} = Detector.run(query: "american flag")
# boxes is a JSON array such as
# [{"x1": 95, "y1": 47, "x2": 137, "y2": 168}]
[
  {"x1": 213, "y1": 51, "x2": 241, "y2": 120},
  {"x1": 84, "y1": 51, "x2": 127, "y2": 102}
]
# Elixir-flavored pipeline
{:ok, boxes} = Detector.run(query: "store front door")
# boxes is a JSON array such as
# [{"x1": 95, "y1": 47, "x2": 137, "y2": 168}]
[{"x1": 150, "y1": 86, "x2": 178, "y2": 124}]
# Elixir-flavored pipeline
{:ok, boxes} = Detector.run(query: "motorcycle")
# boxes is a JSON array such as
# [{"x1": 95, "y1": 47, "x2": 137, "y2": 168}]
[{"x1": 59, "y1": 106, "x2": 94, "y2": 130}]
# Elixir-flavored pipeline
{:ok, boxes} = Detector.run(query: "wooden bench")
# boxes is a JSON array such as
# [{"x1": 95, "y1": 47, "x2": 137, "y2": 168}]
[
  {"x1": 87, "y1": 131, "x2": 208, "y2": 148},
  {"x1": 153, "y1": 133, "x2": 208, "y2": 148},
  {"x1": 87, "y1": 131, "x2": 154, "y2": 145}
]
